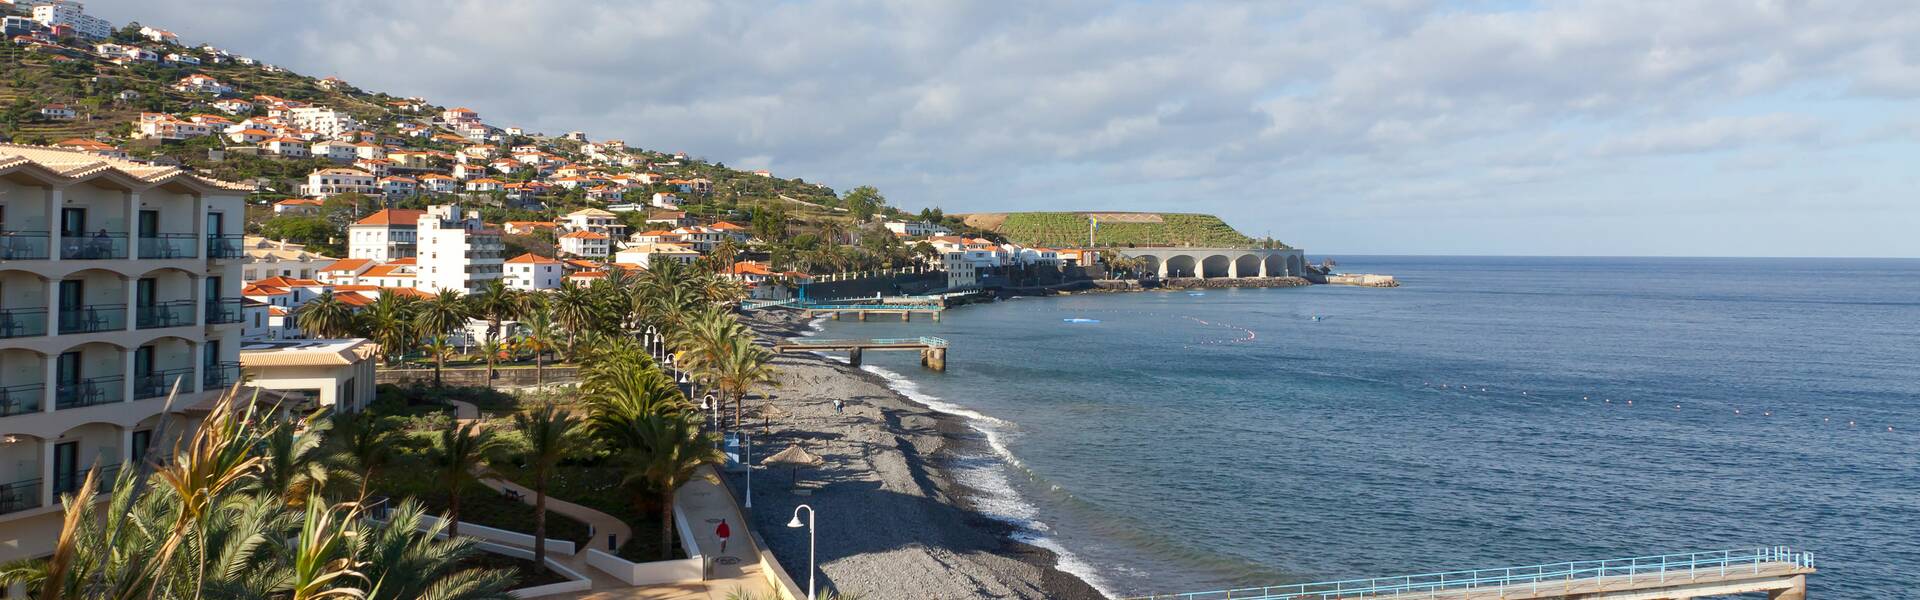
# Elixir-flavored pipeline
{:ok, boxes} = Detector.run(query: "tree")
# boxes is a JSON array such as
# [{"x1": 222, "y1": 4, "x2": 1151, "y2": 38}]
[
  {"x1": 622, "y1": 412, "x2": 724, "y2": 559},
  {"x1": 551, "y1": 283, "x2": 596, "y2": 360},
  {"x1": 519, "y1": 304, "x2": 561, "y2": 391},
  {"x1": 514, "y1": 406, "x2": 582, "y2": 573},
  {"x1": 424, "y1": 337, "x2": 457, "y2": 387},
  {"x1": 842, "y1": 185, "x2": 886, "y2": 221},
  {"x1": 479, "y1": 339, "x2": 505, "y2": 388},
  {"x1": 470, "y1": 279, "x2": 521, "y2": 346},
  {"x1": 414, "y1": 288, "x2": 471, "y2": 342},
  {"x1": 361, "y1": 290, "x2": 419, "y2": 366},
  {"x1": 431, "y1": 422, "x2": 499, "y2": 539},
  {"x1": 710, "y1": 335, "x2": 776, "y2": 428},
  {"x1": 296, "y1": 290, "x2": 358, "y2": 339}
]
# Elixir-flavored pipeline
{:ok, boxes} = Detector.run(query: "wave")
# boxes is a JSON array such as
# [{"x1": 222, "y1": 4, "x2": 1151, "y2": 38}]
[{"x1": 859, "y1": 363, "x2": 1119, "y2": 598}]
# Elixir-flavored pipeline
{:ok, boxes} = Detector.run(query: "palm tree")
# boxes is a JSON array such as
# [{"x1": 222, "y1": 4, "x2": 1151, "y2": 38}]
[
  {"x1": 710, "y1": 335, "x2": 776, "y2": 428},
  {"x1": 358, "y1": 499, "x2": 517, "y2": 600},
  {"x1": 582, "y1": 366, "x2": 688, "y2": 437},
  {"x1": 470, "y1": 279, "x2": 521, "y2": 346},
  {"x1": 334, "y1": 411, "x2": 393, "y2": 498},
  {"x1": 415, "y1": 288, "x2": 471, "y2": 344},
  {"x1": 296, "y1": 290, "x2": 358, "y2": 339},
  {"x1": 362, "y1": 290, "x2": 419, "y2": 366},
  {"x1": 551, "y1": 283, "x2": 596, "y2": 359},
  {"x1": 431, "y1": 422, "x2": 499, "y2": 539},
  {"x1": 479, "y1": 339, "x2": 506, "y2": 388},
  {"x1": 259, "y1": 411, "x2": 333, "y2": 506},
  {"x1": 424, "y1": 337, "x2": 457, "y2": 387},
  {"x1": 514, "y1": 405, "x2": 582, "y2": 573},
  {"x1": 622, "y1": 412, "x2": 723, "y2": 559},
  {"x1": 519, "y1": 304, "x2": 561, "y2": 391}
]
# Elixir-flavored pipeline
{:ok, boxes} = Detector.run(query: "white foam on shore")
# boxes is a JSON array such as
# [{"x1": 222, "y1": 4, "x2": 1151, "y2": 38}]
[{"x1": 860, "y1": 364, "x2": 1119, "y2": 598}]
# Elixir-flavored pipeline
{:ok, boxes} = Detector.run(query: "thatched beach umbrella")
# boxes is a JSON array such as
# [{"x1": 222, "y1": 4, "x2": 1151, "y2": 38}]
[{"x1": 764, "y1": 444, "x2": 823, "y2": 486}]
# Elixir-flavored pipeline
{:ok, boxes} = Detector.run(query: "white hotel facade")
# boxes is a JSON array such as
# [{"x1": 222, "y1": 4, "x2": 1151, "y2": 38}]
[{"x1": 0, "y1": 144, "x2": 250, "y2": 561}]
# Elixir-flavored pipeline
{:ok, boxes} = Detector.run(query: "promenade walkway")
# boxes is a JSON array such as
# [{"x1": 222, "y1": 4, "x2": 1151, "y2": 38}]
[{"x1": 447, "y1": 400, "x2": 783, "y2": 598}]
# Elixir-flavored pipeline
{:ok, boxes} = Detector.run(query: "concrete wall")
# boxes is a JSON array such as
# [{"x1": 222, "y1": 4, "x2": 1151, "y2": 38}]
[
  {"x1": 801, "y1": 271, "x2": 946, "y2": 301},
  {"x1": 418, "y1": 513, "x2": 577, "y2": 555},
  {"x1": 474, "y1": 541, "x2": 593, "y2": 598}
]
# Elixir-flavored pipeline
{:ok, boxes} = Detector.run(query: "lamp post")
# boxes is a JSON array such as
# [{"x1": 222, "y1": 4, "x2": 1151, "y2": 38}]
[{"x1": 786, "y1": 504, "x2": 816, "y2": 600}]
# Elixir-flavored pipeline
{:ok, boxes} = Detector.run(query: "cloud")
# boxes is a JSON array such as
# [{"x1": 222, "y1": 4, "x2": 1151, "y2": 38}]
[{"x1": 78, "y1": 0, "x2": 1920, "y2": 256}]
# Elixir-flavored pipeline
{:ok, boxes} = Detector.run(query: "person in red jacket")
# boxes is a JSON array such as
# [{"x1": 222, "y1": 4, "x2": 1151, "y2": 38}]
[{"x1": 715, "y1": 519, "x2": 731, "y2": 554}]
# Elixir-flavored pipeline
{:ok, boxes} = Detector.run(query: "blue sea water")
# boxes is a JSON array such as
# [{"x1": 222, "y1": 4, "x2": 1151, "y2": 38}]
[{"x1": 813, "y1": 256, "x2": 1920, "y2": 598}]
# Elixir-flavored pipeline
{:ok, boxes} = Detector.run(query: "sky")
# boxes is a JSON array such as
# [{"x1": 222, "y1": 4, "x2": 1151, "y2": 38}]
[{"x1": 84, "y1": 0, "x2": 1920, "y2": 257}]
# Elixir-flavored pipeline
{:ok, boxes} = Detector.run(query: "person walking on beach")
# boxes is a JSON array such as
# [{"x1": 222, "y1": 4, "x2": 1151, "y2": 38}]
[{"x1": 834, "y1": 399, "x2": 845, "y2": 414}]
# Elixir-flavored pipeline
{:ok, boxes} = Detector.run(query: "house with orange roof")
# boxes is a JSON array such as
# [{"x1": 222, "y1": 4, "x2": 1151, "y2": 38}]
[
  {"x1": 173, "y1": 74, "x2": 232, "y2": 95},
  {"x1": 503, "y1": 221, "x2": 559, "y2": 235},
  {"x1": 417, "y1": 173, "x2": 457, "y2": 194},
  {"x1": 52, "y1": 138, "x2": 126, "y2": 159},
  {"x1": 645, "y1": 211, "x2": 694, "y2": 228},
  {"x1": 134, "y1": 113, "x2": 214, "y2": 141},
  {"x1": 613, "y1": 243, "x2": 700, "y2": 269},
  {"x1": 565, "y1": 270, "x2": 608, "y2": 285},
  {"x1": 505, "y1": 253, "x2": 565, "y2": 290},
  {"x1": 355, "y1": 157, "x2": 393, "y2": 178},
  {"x1": 727, "y1": 261, "x2": 812, "y2": 300},
  {"x1": 301, "y1": 168, "x2": 375, "y2": 198},
  {"x1": 311, "y1": 140, "x2": 357, "y2": 162},
  {"x1": 347, "y1": 209, "x2": 428, "y2": 261},
  {"x1": 670, "y1": 225, "x2": 726, "y2": 253},
  {"x1": 211, "y1": 98, "x2": 254, "y2": 115},
  {"x1": 354, "y1": 142, "x2": 387, "y2": 161},
  {"x1": 273, "y1": 197, "x2": 325, "y2": 215},
  {"x1": 316, "y1": 257, "x2": 376, "y2": 284},
  {"x1": 558, "y1": 230, "x2": 610, "y2": 259},
  {"x1": 649, "y1": 192, "x2": 680, "y2": 209},
  {"x1": 709, "y1": 221, "x2": 753, "y2": 242},
  {"x1": 628, "y1": 229, "x2": 681, "y2": 245},
  {"x1": 226, "y1": 128, "x2": 272, "y2": 144},
  {"x1": 466, "y1": 178, "x2": 504, "y2": 193},
  {"x1": 261, "y1": 137, "x2": 310, "y2": 158},
  {"x1": 442, "y1": 107, "x2": 480, "y2": 125},
  {"x1": 379, "y1": 176, "x2": 417, "y2": 198},
  {"x1": 359, "y1": 263, "x2": 417, "y2": 288}
]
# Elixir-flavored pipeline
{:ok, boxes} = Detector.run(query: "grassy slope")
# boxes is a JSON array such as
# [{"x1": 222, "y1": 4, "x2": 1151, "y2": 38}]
[{"x1": 960, "y1": 211, "x2": 1266, "y2": 248}]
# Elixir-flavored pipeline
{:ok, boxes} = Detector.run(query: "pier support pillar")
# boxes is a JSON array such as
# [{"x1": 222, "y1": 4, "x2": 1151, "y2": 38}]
[
  {"x1": 831, "y1": 312, "x2": 841, "y2": 320},
  {"x1": 921, "y1": 347, "x2": 946, "y2": 372},
  {"x1": 1769, "y1": 575, "x2": 1807, "y2": 600},
  {"x1": 857, "y1": 311, "x2": 867, "y2": 321},
  {"x1": 902, "y1": 312, "x2": 910, "y2": 322},
  {"x1": 932, "y1": 311, "x2": 941, "y2": 322},
  {"x1": 848, "y1": 348, "x2": 862, "y2": 367}
]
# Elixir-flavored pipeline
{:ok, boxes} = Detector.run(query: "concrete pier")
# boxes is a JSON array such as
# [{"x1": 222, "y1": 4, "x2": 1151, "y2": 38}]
[{"x1": 775, "y1": 337, "x2": 950, "y2": 372}]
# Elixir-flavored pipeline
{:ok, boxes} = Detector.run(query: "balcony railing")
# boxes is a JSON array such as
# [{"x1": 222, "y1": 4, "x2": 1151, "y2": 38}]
[
  {"x1": 207, "y1": 234, "x2": 245, "y2": 259},
  {"x1": 60, "y1": 232, "x2": 128, "y2": 260},
  {"x1": 0, "y1": 230, "x2": 50, "y2": 260},
  {"x1": 56, "y1": 375, "x2": 124, "y2": 410},
  {"x1": 203, "y1": 361, "x2": 241, "y2": 389},
  {"x1": 137, "y1": 233, "x2": 200, "y2": 259},
  {"x1": 0, "y1": 383, "x2": 44, "y2": 417},
  {"x1": 0, "y1": 308, "x2": 48, "y2": 338},
  {"x1": 59, "y1": 304, "x2": 127, "y2": 334},
  {"x1": 0, "y1": 478, "x2": 42, "y2": 515},
  {"x1": 135, "y1": 367, "x2": 195, "y2": 399},
  {"x1": 136, "y1": 300, "x2": 196, "y2": 329},
  {"x1": 205, "y1": 298, "x2": 244, "y2": 324}
]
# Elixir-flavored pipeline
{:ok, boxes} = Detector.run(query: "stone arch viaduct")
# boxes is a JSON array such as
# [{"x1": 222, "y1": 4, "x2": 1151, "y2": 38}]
[{"x1": 1116, "y1": 247, "x2": 1307, "y2": 279}]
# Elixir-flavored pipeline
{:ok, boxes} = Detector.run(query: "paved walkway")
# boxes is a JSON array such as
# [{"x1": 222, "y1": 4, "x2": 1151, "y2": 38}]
[{"x1": 449, "y1": 400, "x2": 784, "y2": 598}]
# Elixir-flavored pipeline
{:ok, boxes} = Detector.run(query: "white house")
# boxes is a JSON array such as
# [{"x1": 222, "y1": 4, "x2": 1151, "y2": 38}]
[
  {"x1": 173, "y1": 74, "x2": 232, "y2": 95},
  {"x1": 300, "y1": 168, "x2": 375, "y2": 198},
  {"x1": 562, "y1": 208, "x2": 624, "y2": 238},
  {"x1": 613, "y1": 243, "x2": 699, "y2": 268},
  {"x1": 504, "y1": 253, "x2": 565, "y2": 291},
  {"x1": 884, "y1": 221, "x2": 952, "y2": 238},
  {"x1": 310, "y1": 140, "x2": 358, "y2": 162},
  {"x1": 416, "y1": 204, "x2": 505, "y2": 294},
  {"x1": 557, "y1": 230, "x2": 610, "y2": 259},
  {"x1": 378, "y1": 176, "x2": 417, "y2": 198},
  {"x1": 38, "y1": 104, "x2": 75, "y2": 120}
]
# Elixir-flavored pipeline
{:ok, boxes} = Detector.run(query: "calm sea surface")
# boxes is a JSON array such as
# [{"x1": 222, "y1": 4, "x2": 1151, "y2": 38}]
[{"x1": 813, "y1": 256, "x2": 1920, "y2": 598}]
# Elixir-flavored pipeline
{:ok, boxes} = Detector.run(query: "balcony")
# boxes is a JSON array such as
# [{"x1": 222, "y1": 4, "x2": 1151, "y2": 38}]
[
  {"x1": 205, "y1": 298, "x2": 244, "y2": 324},
  {"x1": 56, "y1": 375, "x2": 124, "y2": 410},
  {"x1": 0, "y1": 308, "x2": 48, "y2": 339},
  {"x1": 0, "y1": 383, "x2": 43, "y2": 417},
  {"x1": 203, "y1": 361, "x2": 241, "y2": 389},
  {"x1": 136, "y1": 300, "x2": 196, "y2": 329},
  {"x1": 59, "y1": 232, "x2": 128, "y2": 260},
  {"x1": 207, "y1": 234, "x2": 245, "y2": 259},
  {"x1": 0, "y1": 230, "x2": 50, "y2": 260},
  {"x1": 58, "y1": 304, "x2": 126, "y2": 334},
  {"x1": 0, "y1": 478, "x2": 42, "y2": 515},
  {"x1": 135, "y1": 367, "x2": 195, "y2": 400},
  {"x1": 52, "y1": 463, "x2": 119, "y2": 497},
  {"x1": 137, "y1": 233, "x2": 200, "y2": 259}
]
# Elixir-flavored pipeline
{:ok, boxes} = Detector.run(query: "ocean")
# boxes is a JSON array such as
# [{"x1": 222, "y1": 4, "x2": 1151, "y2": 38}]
[{"x1": 811, "y1": 256, "x2": 1920, "y2": 598}]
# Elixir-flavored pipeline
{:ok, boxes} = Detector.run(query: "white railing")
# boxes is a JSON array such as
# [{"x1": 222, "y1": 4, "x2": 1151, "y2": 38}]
[
  {"x1": 478, "y1": 541, "x2": 593, "y2": 598},
  {"x1": 577, "y1": 494, "x2": 706, "y2": 585},
  {"x1": 416, "y1": 514, "x2": 577, "y2": 555}
]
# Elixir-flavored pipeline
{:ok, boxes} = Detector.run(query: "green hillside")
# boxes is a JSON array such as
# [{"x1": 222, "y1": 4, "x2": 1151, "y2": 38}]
[{"x1": 958, "y1": 212, "x2": 1272, "y2": 249}]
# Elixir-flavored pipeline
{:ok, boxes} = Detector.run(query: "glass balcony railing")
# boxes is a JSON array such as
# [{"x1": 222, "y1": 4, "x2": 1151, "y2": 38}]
[
  {"x1": 59, "y1": 304, "x2": 126, "y2": 334},
  {"x1": 135, "y1": 367, "x2": 195, "y2": 400},
  {"x1": 205, "y1": 298, "x2": 244, "y2": 324},
  {"x1": 59, "y1": 232, "x2": 128, "y2": 260},
  {"x1": 203, "y1": 362, "x2": 241, "y2": 389},
  {"x1": 137, "y1": 233, "x2": 200, "y2": 259},
  {"x1": 0, "y1": 308, "x2": 48, "y2": 338},
  {"x1": 136, "y1": 300, "x2": 196, "y2": 329},
  {"x1": 0, "y1": 478, "x2": 42, "y2": 515},
  {"x1": 0, "y1": 383, "x2": 44, "y2": 417},
  {"x1": 57, "y1": 375, "x2": 124, "y2": 410},
  {"x1": 0, "y1": 230, "x2": 50, "y2": 260},
  {"x1": 207, "y1": 234, "x2": 246, "y2": 259}
]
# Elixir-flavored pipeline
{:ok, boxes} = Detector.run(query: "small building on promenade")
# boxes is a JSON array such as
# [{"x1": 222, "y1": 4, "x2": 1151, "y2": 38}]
[{"x1": 239, "y1": 339, "x2": 379, "y2": 414}]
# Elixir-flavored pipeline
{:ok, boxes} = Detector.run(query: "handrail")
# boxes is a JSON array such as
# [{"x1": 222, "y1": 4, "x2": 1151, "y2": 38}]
[
  {"x1": 1128, "y1": 547, "x2": 1815, "y2": 600},
  {"x1": 780, "y1": 336, "x2": 948, "y2": 348}
]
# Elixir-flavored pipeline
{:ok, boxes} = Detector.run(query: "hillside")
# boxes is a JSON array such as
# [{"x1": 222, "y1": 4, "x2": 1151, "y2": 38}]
[{"x1": 957, "y1": 211, "x2": 1272, "y2": 249}]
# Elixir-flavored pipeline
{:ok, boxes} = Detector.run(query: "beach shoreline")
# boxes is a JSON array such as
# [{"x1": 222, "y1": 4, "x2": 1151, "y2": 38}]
[{"x1": 734, "y1": 308, "x2": 1108, "y2": 600}]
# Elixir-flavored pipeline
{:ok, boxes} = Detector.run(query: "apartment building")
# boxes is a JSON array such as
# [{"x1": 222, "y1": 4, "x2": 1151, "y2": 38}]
[
  {"x1": 286, "y1": 107, "x2": 358, "y2": 139},
  {"x1": 240, "y1": 236, "x2": 333, "y2": 282},
  {"x1": 416, "y1": 204, "x2": 504, "y2": 294},
  {"x1": 30, "y1": 1, "x2": 111, "y2": 39},
  {"x1": 346, "y1": 208, "x2": 425, "y2": 261},
  {"x1": 0, "y1": 144, "x2": 250, "y2": 562},
  {"x1": 503, "y1": 253, "x2": 563, "y2": 291}
]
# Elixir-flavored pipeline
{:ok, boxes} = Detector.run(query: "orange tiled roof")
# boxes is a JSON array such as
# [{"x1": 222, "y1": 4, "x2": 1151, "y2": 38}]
[
  {"x1": 352, "y1": 209, "x2": 426, "y2": 226},
  {"x1": 506, "y1": 253, "x2": 561, "y2": 264},
  {"x1": 318, "y1": 258, "x2": 374, "y2": 272}
]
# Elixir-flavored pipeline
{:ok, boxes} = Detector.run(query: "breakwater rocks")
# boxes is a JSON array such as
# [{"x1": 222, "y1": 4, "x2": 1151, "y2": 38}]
[
  {"x1": 1327, "y1": 273, "x2": 1400, "y2": 287},
  {"x1": 1155, "y1": 276, "x2": 1312, "y2": 290}
]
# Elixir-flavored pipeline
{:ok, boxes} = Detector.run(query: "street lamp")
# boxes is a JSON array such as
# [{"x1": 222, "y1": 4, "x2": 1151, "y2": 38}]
[{"x1": 786, "y1": 504, "x2": 816, "y2": 600}]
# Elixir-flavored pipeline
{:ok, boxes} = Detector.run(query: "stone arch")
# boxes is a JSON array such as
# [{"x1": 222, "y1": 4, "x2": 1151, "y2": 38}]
[
  {"x1": 1233, "y1": 254, "x2": 1263, "y2": 278},
  {"x1": 1201, "y1": 255, "x2": 1231, "y2": 279},
  {"x1": 1138, "y1": 255, "x2": 1161, "y2": 277},
  {"x1": 1264, "y1": 254, "x2": 1285, "y2": 277},
  {"x1": 1164, "y1": 255, "x2": 1197, "y2": 278},
  {"x1": 1287, "y1": 254, "x2": 1305, "y2": 276}
]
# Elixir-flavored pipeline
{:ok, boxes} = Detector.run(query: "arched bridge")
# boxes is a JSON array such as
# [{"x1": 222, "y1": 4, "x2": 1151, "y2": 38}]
[{"x1": 1118, "y1": 247, "x2": 1307, "y2": 279}]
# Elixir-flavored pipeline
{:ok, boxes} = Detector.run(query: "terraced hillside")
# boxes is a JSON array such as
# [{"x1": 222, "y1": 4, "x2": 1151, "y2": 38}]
[{"x1": 958, "y1": 211, "x2": 1267, "y2": 248}]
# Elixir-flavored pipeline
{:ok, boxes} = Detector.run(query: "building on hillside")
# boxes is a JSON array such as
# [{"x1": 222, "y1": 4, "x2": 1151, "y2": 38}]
[
  {"x1": 416, "y1": 204, "x2": 504, "y2": 294},
  {"x1": 310, "y1": 140, "x2": 357, "y2": 162},
  {"x1": 503, "y1": 221, "x2": 558, "y2": 235},
  {"x1": 260, "y1": 137, "x2": 310, "y2": 158},
  {"x1": 417, "y1": 173, "x2": 457, "y2": 194},
  {"x1": 557, "y1": 230, "x2": 609, "y2": 259},
  {"x1": 38, "y1": 104, "x2": 75, "y2": 121},
  {"x1": 442, "y1": 107, "x2": 480, "y2": 126},
  {"x1": 0, "y1": 143, "x2": 251, "y2": 563},
  {"x1": 709, "y1": 221, "x2": 753, "y2": 242},
  {"x1": 504, "y1": 253, "x2": 564, "y2": 291},
  {"x1": 172, "y1": 74, "x2": 231, "y2": 95},
  {"x1": 133, "y1": 114, "x2": 213, "y2": 141},
  {"x1": 30, "y1": 1, "x2": 111, "y2": 39},
  {"x1": 669, "y1": 226, "x2": 725, "y2": 253},
  {"x1": 942, "y1": 252, "x2": 980, "y2": 290},
  {"x1": 645, "y1": 211, "x2": 693, "y2": 228},
  {"x1": 884, "y1": 221, "x2": 952, "y2": 238},
  {"x1": 561, "y1": 208, "x2": 624, "y2": 238},
  {"x1": 242, "y1": 236, "x2": 334, "y2": 281},
  {"x1": 50, "y1": 138, "x2": 124, "y2": 159},
  {"x1": 346, "y1": 209, "x2": 426, "y2": 261},
  {"x1": 613, "y1": 243, "x2": 699, "y2": 268},
  {"x1": 299, "y1": 168, "x2": 375, "y2": 199},
  {"x1": 271, "y1": 198, "x2": 324, "y2": 215},
  {"x1": 728, "y1": 261, "x2": 812, "y2": 300},
  {"x1": 286, "y1": 107, "x2": 357, "y2": 139},
  {"x1": 313, "y1": 258, "x2": 374, "y2": 285},
  {"x1": 378, "y1": 176, "x2": 417, "y2": 198}
]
